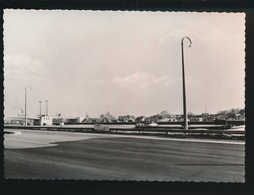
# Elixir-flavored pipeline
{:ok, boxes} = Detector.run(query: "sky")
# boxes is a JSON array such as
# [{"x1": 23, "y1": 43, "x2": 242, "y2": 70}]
[{"x1": 3, "y1": 10, "x2": 245, "y2": 117}]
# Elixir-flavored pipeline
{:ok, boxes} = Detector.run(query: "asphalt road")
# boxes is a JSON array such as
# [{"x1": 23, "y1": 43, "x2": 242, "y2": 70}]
[{"x1": 4, "y1": 129, "x2": 244, "y2": 182}]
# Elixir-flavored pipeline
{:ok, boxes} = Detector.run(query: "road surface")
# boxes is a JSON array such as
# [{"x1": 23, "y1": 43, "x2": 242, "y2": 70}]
[{"x1": 4, "y1": 129, "x2": 245, "y2": 182}]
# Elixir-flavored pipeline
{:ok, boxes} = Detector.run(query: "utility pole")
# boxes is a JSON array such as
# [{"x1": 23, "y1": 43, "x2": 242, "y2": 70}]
[
  {"x1": 25, "y1": 85, "x2": 33, "y2": 126},
  {"x1": 45, "y1": 100, "x2": 48, "y2": 116},
  {"x1": 181, "y1": 37, "x2": 192, "y2": 130},
  {"x1": 39, "y1": 101, "x2": 42, "y2": 117}
]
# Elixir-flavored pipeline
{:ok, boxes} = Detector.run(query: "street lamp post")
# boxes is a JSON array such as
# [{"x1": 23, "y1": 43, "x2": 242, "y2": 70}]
[
  {"x1": 25, "y1": 85, "x2": 33, "y2": 126},
  {"x1": 45, "y1": 100, "x2": 48, "y2": 116},
  {"x1": 39, "y1": 101, "x2": 42, "y2": 117},
  {"x1": 181, "y1": 37, "x2": 192, "y2": 130}
]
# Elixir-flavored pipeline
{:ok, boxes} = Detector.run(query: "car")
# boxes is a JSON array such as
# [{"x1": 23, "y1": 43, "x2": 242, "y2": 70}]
[{"x1": 135, "y1": 123, "x2": 147, "y2": 127}]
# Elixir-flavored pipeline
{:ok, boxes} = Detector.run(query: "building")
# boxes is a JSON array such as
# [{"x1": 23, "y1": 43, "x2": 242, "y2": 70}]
[
  {"x1": 201, "y1": 113, "x2": 214, "y2": 121},
  {"x1": 135, "y1": 116, "x2": 146, "y2": 123},
  {"x1": 4, "y1": 115, "x2": 37, "y2": 125},
  {"x1": 118, "y1": 115, "x2": 136, "y2": 123},
  {"x1": 157, "y1": 115, "x2": 177, "y2": 122},
  {"x1": 82, "y1": 117, "x2": 94, "y2": 123},
  {"x1": 4, "y1": 116, "x2": 24, "y2": 125},
  {"x1": 52, "y1": 117, "x2": 65, "y2": 125},
  {"x1": 82, "y1": 117, "x2": 103, "y2": 123},
  {"x1": 190, "y1": 115, "x2": 203, "y2": 122},
  {"x1": 39, "y1": 115, "x2": 53, "y2": 126}
]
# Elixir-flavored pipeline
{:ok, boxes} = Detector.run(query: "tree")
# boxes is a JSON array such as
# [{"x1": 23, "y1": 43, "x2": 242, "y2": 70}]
[
  {"x1": 118, "y1": 116, "x2": 123, "y2": 122},
  {"x1": 239, "y1": 109, "x2": 245, "y2": 116},
  {"x1": 230, "y1": 108, "x2": 240, "y2": 114},
  {"x1": 217, "y1": 110, "x2": 229, "y2": 115},
  {"x1": 160, "y1": 110, "x2": 168, "y2": 117}
]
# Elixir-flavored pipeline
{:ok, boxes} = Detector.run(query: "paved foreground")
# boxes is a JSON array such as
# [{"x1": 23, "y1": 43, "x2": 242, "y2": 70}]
[{"x1": 4, "y1": 129, "x2": 244, "y2": 182}]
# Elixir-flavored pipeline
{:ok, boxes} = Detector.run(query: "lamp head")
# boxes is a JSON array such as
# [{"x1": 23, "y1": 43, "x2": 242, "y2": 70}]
[
  {"x1": 26, "y1": 85, "x2": 33, "y2": 90},
  {"x1": 182, "y1": 37, "x2": 192, "y2": 48}
]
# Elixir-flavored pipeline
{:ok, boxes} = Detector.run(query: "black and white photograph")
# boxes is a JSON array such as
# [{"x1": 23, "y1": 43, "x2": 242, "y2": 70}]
[{"x1": 3, "y1": 10, "x2": 245, "y2": 182}]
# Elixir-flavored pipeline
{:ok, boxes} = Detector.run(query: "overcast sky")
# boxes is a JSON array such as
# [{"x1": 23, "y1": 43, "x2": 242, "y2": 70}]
[{"x1": 4, "y1": 10, "x2": 245, "y2": 117}]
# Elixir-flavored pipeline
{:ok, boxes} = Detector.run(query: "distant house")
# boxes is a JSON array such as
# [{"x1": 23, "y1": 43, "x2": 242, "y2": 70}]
[
  {"x1": 157, "y1": 114, "x2": 173, "y2": 122},
  {"x1": 93, "y1": 118, "x2": 103, "y2": 123},
  {"x1": 121, "y1": 115, "x2": 136, "y2": 123},
  {"x1": 127, "y1": 118, "x2": 135, "y2": 122},
  {"x1": 66, "y1": 118, "x2": 79, "y2": 123},
  {"x1": 201, "y1": 113, "x2": 214, "y2": 121},
  {"x1": 202, "y1": 113, "x2": 209, "y2": 118},
  {"x1": 100, "y1": 114, "x2": 118, "y2": 123},
  {"x1": 145, "y1": 115, "x2": 160, "y2": 123},
  {"x1": 82, "y1": 117, "x2": 92, "y2": 123},
  {"x1": 102, "y1": 117, "x2": 111, "y2": 123},
  {"x1": 52, "y1": 117, "x2": 65, "y2": 125},
  {"x1": 158, "y1": 116, "x2": 177, "y2": 122},
  {"x1": 157, "y1": 118, "x2": 169, "y2": 122},
  {"x1": 100, "y1": 112, "x2": 116, "y2": 122},
  {"x1": 112, "y1": 119, "x2": 119, "y2": 123},
  {"x1": 227, "y1": 113, "x2": 244, "y2": 120},
  {"x1": 190, "y1": 115, "x2": 203, "y2": 122},
  {"x1": 177, "y1": 115, "x2": 190, "y2": 122},
  {"x1": 214, "y1": 114, "x2": 228, "y2": 120},
  {"x1": 135, "y1": 116, "x2": 146, "y2": 123},
  {"x1": 76, "y1": 117, "x2": 86, "y2": 123}
]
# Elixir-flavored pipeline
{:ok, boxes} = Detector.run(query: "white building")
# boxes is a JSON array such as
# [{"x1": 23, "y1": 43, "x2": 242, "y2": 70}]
[{"x1": 40, "y1": 115, "x2": 53, "y2": 126}]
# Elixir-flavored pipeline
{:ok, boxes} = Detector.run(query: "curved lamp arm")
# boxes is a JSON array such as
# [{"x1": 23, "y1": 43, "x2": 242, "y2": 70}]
[{"x1": 181, "y1": 37, "x2": 192, "y2": 48}]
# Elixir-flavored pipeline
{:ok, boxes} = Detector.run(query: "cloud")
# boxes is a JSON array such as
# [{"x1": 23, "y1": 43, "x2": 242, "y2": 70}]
[
  {"x1": 159, "y1": 28, "x2": 204, "y2": 45},
  {"x1": 85, "y1": 72, "x2": 198, "y2": 89},
  {"x1": 86, "y1": 72, "x2": 160, "y2": 88},
  {"x1": 112, "y1": 72, "x2": 155, "y2": 86},
  {"x1": 4, "y1": 54, "x2": 46, "y2": 80}
]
